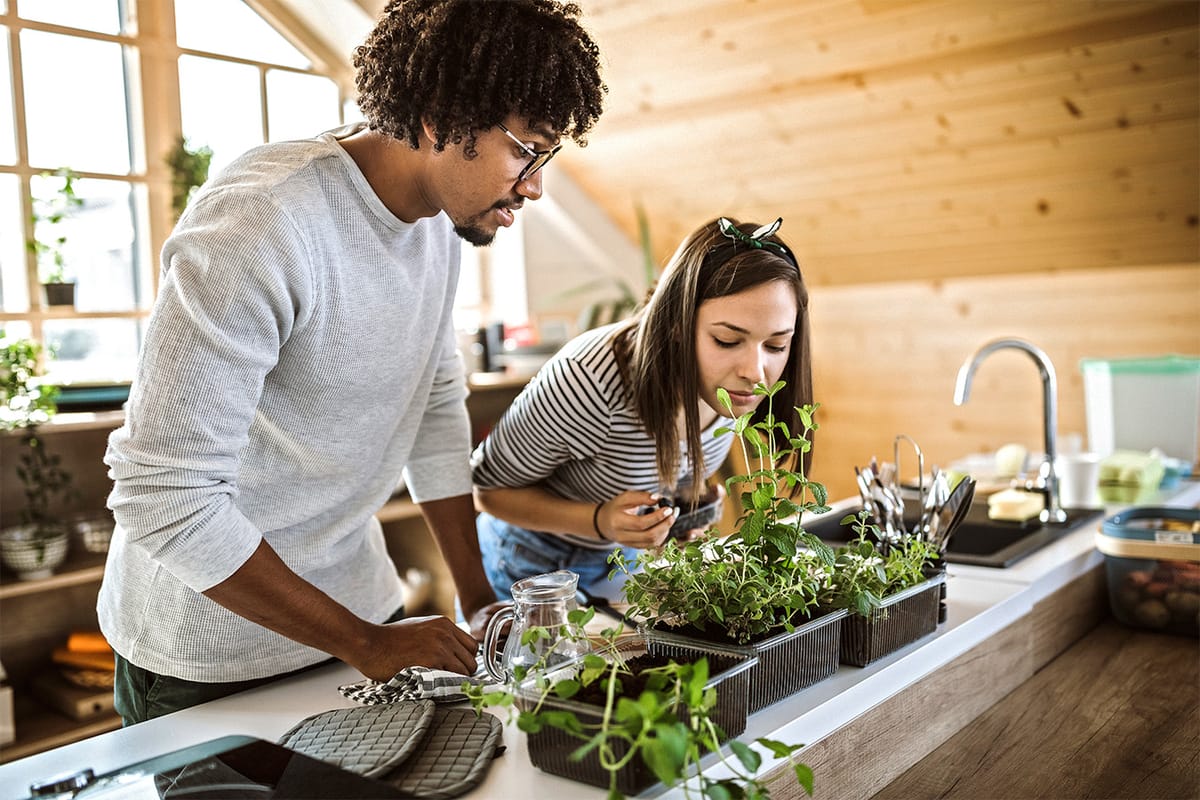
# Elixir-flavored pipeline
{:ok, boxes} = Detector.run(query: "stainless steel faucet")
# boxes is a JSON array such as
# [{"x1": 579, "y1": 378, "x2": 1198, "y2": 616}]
[{"x1": 953, "y1": 338, "x2": 1068, "y2": 524}]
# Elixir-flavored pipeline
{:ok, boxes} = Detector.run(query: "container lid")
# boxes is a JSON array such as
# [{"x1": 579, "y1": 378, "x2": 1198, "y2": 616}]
[
  {"x1": 1095, "y1": 506, "x2": 1200, "y2": 562},
  {"x1": 1080, "y1": 354, "x2": 1200, "y2": 375}
]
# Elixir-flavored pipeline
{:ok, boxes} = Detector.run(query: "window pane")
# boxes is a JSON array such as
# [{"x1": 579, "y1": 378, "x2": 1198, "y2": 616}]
[
  {"x1": 22, "y1": 31, "x2": 131, "y2": 174},
  {"x1": 17, "y1": 0, "x2": 121, "y2": 34},
  {"x1": 30, "y1": 174, "x2": 138, "y2": 312},
  {"x1": 43, "y1": 318, "x2": 142, "y2": 386},
  {"x1": 266, "y1": 69, "x2": 339, "y2": 141},
  {"x1": 343, "y1": 98, "x2": 364, "y2": 126},
  {"x1": 179, "y1": 55, "x2": 262, "y2": 178},
  {"x1": 0, "y1": 173, "x2": 29, "y2": 312},
  {"x1": 0, "y1": 32, "x2": 14, "y2": 165},
  {"x1": 175, "y1": 0, "x2": 310, "y2": 69}
]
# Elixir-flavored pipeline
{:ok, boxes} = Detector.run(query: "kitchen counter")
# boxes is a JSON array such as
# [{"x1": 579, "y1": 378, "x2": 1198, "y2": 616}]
[{"x1": 2, "y1": 481, "x2": 1197, "y2": 800}]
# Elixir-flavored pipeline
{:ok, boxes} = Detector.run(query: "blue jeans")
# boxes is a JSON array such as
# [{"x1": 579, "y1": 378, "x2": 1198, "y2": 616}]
[{"x1": 476, "y1": 512, "x2": 638, "y2": 601}]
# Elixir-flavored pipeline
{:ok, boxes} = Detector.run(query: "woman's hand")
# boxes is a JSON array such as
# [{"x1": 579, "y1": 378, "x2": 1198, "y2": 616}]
[{"x1": 594, "y1": 490, "x2": 678, "y2": 548}]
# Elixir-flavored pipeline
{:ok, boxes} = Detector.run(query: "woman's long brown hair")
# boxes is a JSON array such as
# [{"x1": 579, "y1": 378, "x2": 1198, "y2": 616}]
[{"x1": 612, "y1": 217, "x2": 812, "y2": 504}]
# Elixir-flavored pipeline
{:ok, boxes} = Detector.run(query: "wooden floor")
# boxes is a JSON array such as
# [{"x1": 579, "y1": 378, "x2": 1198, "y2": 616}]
[{"x1": 872, "y1": 620, "x2": 1199, "y2": 800}]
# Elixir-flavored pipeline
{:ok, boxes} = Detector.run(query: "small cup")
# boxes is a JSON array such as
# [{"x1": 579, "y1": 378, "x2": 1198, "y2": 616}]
[{"x1": 1056, "y1": 453, "x2": 1103, "y2": 509}]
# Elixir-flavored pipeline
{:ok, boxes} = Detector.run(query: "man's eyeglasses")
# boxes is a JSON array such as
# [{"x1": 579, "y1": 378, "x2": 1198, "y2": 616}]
[{"x1": 498, "y1": 123, "x2": 562, "y2": 182}]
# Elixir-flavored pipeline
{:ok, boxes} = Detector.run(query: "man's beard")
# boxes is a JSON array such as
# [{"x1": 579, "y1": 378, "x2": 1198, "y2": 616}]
[
  {"x1": 454, "y1": 222, "x2": 495, "y2": 247},
  {"x1": 454, "y1": 199, "x2": 520, "y2": 247}
]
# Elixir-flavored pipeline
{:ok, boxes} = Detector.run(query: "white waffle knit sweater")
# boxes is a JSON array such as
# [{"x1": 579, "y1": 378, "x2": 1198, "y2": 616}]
[{"x1": 98, "y1": 126, "x2": 472, "y2": 681}]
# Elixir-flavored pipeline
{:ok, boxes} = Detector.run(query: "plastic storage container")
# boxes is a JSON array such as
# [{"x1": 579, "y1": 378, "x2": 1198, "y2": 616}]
[
  {"x1": 1095, "y1": 507, "x2": 1199, "y2": 637},
  {"x1": 645, "y1": 607, "x2": 848, "y2": 714},
  {"x1": 1080, "y1": 355, "x2": 1200, "y2": 464},
  {"x1": 519, "y1": 635, "x2": 756, "y2": 795},
  {"x1": 839, "y1": 572, "x2": 946, "y2": 666}
]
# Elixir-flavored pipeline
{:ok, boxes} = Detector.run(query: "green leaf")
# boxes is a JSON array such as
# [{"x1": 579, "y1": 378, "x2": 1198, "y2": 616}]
[
  {"x1": 717, "y1": 387, "x2": 732, "y2": 414},
  {"x1": 704, "y1": 784, "x2": 733, "y2": 800},
  {"x1": 642, "y1": 722, "x2": 689, "y2": 784},
  {"x1": 729, "y1": 739, "x2": 762, "y2": 772},
  {"x1": 794, "y1": 762, "x2": 815, "y2": 795},
  {"x1": 757, "y1": 736, "x2": 803, "y2": 758}
]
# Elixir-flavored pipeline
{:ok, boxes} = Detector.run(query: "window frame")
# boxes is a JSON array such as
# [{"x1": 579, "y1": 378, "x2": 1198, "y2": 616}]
[{"x1": 0, "y1": 0, "x2": 353, "y2": 376}]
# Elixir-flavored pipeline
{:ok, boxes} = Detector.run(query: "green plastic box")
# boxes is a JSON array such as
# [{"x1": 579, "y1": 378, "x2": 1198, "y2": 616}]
[{"x1": 1080, "y1": 355, "x2": 1200, "y2": 464}]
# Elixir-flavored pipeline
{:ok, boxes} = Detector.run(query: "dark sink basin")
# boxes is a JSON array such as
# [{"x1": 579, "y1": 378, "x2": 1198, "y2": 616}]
[{"x1": 803, "y1": 503, "x2": 1103, "y2": 568}]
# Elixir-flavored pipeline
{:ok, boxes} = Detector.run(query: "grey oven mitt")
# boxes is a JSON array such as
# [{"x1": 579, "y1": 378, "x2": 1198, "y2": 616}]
[
  {"x1": 277, "y1": 701, "x2": 436, "y2": 778},
  {"x1": 385, "y1": 706, "x2": 504, "y2": 800}
]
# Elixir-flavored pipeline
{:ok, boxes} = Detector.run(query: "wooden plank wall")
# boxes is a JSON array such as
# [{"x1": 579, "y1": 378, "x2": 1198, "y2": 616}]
[
  {"x1": 550, "y1": 1, "x2": 1200, "y2": 502},
  {"x1": 807, "y1": 263, "x2": 1198, "y2": 501},
  {"x1": 569, "y1": 1, "x2": 1199, "y2": 285}
]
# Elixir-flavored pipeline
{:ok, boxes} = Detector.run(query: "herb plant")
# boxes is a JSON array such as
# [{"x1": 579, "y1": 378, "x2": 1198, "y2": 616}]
[
  {"x1": 467, "y1": 607, "x2": 813, "y2": 799},
  {"x1": 166, "y1": 136, "x2": 213, "y2": 221},
  {"x1": 1, "y1": 331, "x2": 72, "y2": 548},
  {"x1": 27, "y1": 167, "x2": 84, "y2": 285},
  {"x1": 615, "y1": 381, "x2": 836, "y2": 644},
  {"x1": 822, "y1": 509, "x2": 939, "y2": 616}
]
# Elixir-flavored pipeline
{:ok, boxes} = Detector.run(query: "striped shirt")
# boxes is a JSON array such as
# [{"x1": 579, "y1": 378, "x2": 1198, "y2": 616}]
[{"x1": 470, "y1": 324, "x2": 733, "y2": 549}]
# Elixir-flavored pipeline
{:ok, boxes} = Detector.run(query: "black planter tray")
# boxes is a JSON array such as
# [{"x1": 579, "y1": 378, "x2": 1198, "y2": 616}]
[
  {"x1": 839, "y1": 572, "x2": 946, "y2": 667},
  {"x1": 644, "y1": 607, "x2": 849, "y2": 715},
  {"x1": 517, "y1": 635, "x2": 756, "y2": 795}
]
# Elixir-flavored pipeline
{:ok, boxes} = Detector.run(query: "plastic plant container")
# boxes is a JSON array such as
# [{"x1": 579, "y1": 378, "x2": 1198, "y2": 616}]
[
  {"x1": 1095, "y1": 506, "x2": 1199, "y2": 637},
  {"x1": 644, "y1": 607, "x2": 848, "y2": 715},
  {"x1": 518, "y1": 635, "x2": 756, "y2": 795},
  {"x1": 839, "y1": 572, "x2": 946, "y2": 667}
]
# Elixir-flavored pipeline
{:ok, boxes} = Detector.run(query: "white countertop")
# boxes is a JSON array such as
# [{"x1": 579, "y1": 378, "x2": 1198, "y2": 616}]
[{"x1": 3, "y1": 482, "x2": 1197, "y2": 800}]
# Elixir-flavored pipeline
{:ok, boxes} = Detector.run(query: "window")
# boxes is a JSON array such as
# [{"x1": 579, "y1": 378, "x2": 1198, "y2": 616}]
[{"x1": 0, "y1": 0, "x2": 346, "y2": 388}]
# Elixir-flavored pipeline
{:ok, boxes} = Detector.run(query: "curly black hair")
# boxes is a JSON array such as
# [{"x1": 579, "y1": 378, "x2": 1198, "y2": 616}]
[{"x1": 353, "y1": 0, "x2": 606, "y2": 155}]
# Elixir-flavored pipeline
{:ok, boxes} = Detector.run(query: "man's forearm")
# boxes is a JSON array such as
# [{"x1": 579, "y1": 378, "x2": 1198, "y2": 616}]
[
  {"x1": 202, "y1": 538, "x2": 373, "y2": 664},
  {"x1": 417, "y1": 493, "x2": 496, "y2": 617}
]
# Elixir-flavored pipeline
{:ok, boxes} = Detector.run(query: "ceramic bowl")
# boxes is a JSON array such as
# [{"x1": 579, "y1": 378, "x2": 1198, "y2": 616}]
[
  {"x1": 1, "y1": 524, "x2": 70, "y2": 580},
  {"x1": 73, "y1": 513, "x2": 116, "y2": 554}
]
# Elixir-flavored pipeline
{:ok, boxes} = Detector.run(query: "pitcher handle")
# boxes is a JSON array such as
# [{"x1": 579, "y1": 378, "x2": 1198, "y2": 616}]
[{"x1": 482, "y1": 606, "x2": 515, "y2": 682}]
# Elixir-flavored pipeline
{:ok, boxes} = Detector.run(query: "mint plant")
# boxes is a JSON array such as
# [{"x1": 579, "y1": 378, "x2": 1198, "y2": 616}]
[
  {"x1": 467, "y1": 608, "x2": 813, "y2": 799},
  {"x1": 615, "y1": 380, "x2": 837, "y2": 644},
  {"x1": 822, "y1": 509, "x2": 940, "y2": 616}
]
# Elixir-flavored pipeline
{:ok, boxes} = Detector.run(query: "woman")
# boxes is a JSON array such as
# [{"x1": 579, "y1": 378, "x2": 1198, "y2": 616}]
[{"x1": 470, "y1": 216, "x2": 813, "y2": 600}]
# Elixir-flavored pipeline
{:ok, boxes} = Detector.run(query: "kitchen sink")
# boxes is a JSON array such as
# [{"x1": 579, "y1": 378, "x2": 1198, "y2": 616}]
[{"x1": 803, "y1": 503, "x2": 1104, "y2": 568}]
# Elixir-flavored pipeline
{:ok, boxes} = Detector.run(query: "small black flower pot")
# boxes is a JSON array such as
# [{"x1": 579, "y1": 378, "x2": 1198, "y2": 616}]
[{"x1": 43, "y1": 282, "x2": 76, "y2": 306}]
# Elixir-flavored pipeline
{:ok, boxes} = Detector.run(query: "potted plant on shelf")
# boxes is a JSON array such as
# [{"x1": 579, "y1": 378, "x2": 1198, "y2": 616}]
[
  {"x1": 822, "y1": 510, "x2": 945, "y2": 667},
  {"x1": 166, "y1": 136, "x2": 213, "y2": 222},
  {"x1": 468, "y1": 607, "x2": 813, "y2": 799},
  {"x1": 27, "y1": 167, "x2": 84, "y2": 307},
  {"x1": 0, "y1": 331, "x2": 73, "y2": 580},
  {"x1": 615, "y1": 381, "x2": 850, "y2": 714}
]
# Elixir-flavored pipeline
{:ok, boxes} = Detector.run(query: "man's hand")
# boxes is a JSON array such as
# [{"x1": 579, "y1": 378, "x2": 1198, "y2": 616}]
[
  {"x1": 351, "y1": 614, "x2": 479, "y2": 681},
  {"x1": 466, "y1": 599, "x2": 512, "y2": 641}
]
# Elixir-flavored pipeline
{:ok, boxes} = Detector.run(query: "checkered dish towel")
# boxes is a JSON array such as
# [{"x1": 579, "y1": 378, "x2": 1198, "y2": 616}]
[{"x1": 339, "y1": 665, "x2": 493, "y2": 705}]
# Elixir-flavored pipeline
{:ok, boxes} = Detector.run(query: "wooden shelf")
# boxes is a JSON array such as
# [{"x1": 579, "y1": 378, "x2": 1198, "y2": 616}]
[
  {"x1": 0, "y1": 550, "x2": 108, "y2": 600},
  {"x1": 0, "y1": 693, "x2": 120, "y2": 764}
]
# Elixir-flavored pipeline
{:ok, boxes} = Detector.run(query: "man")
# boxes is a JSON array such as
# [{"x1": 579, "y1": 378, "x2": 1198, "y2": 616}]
[{"x1": 99, "y1": 0, "x2": 605, "y2": 724}]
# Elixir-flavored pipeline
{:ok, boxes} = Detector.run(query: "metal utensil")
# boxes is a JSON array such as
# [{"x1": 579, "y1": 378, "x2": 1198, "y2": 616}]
[{"x1": 935, "y1": 477, "x2": 977, "y2": 553}]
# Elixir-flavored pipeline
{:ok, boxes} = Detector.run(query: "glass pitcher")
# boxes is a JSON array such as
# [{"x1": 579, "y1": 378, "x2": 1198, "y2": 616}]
[{"x1": 482, "y1": 570, "x2": 590, "y2": 681}]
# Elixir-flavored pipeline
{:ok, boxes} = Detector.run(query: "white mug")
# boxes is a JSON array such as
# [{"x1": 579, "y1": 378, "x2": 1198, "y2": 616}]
[{"x1": 1056, "y1": 453, "x2": 1102, "y2": 509}]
